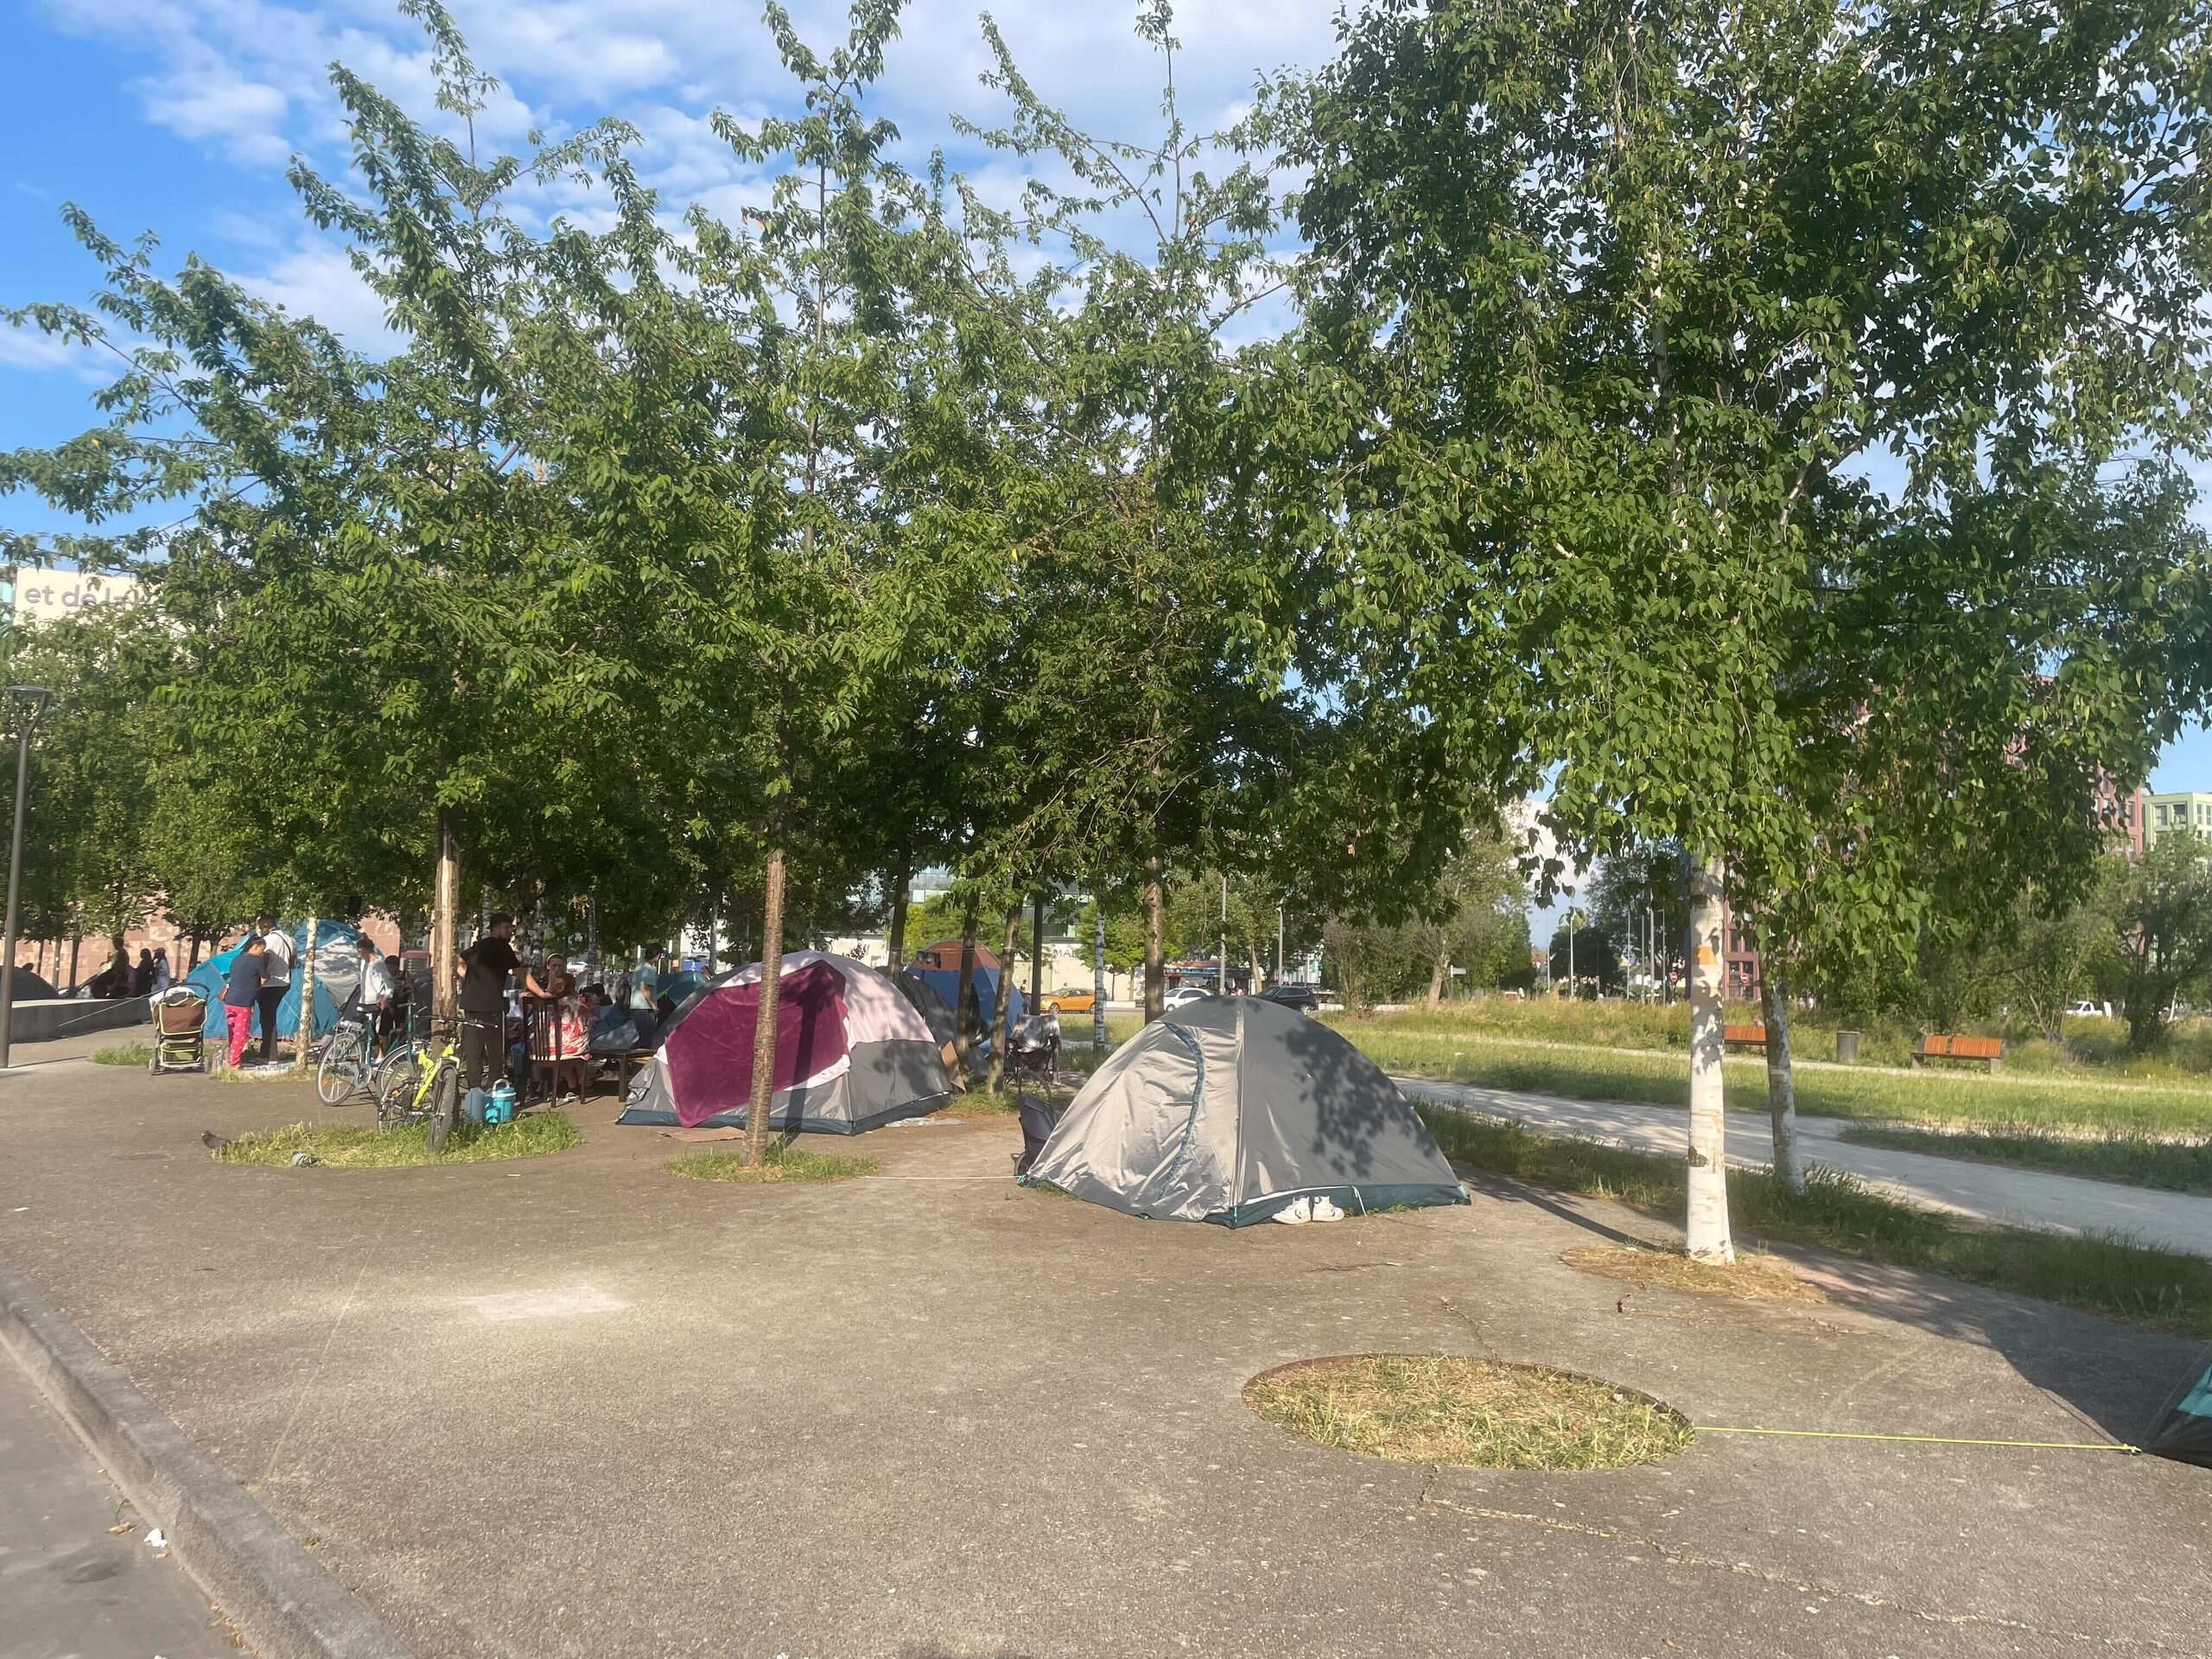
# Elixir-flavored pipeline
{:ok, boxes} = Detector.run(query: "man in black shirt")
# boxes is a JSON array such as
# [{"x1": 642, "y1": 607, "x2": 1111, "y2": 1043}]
[{"x1": 458, "y1": 913, "x2": 526, "y2": 1091}]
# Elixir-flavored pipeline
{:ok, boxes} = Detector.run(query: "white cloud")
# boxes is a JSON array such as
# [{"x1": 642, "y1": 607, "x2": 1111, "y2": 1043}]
[
  {"x1": 237, "y1": 238, "x2": 397, "y2": 351},
  {"x1": 0, "y1": 326, "x2": 111, "y2": 383}
]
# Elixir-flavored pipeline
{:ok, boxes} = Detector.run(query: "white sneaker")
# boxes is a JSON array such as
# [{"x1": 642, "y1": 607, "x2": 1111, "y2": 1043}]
[
  {"x1": 1273, "y1": 1196, "x2": 1313, "y2": 1225},
  {"x1": 1309, "y1": 1196, "x2": 1345, "y2": 1223}
]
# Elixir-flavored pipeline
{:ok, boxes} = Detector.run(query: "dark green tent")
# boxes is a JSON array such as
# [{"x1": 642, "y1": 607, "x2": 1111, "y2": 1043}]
[{"x1": 2146, "y1": 1354, "x2": 2212, "y2": 1467}]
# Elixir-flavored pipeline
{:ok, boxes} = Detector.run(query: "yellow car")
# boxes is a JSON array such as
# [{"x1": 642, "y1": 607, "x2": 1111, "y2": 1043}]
[{"x1": 1040, "y1": 988, "x2": 1097, "y2": 1014}]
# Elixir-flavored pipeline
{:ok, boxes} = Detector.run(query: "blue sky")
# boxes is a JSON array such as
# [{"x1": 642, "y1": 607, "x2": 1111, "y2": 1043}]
[{"x1": 3, "y1": 0, "x2": 2206, "y2": 810}]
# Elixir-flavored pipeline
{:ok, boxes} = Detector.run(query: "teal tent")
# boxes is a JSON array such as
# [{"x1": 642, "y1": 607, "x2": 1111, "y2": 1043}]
[
  {"x1": 182, "y1": 919, "x2": 361, "y2": 1046},
  {"x1": 2147, "y1": 1354, "x2": 2212, "y2": 1467}
]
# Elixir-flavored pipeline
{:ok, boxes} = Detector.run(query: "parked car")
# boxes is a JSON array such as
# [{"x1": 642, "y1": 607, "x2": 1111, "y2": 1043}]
[
  {"x1": 1040, "y1": 988, "x2": 1097, "y2": 1014},
  {"x1": 1162, "y1": 984, "x2": 1216, "y2": 1011},
  {"x1": 2065, "y1": 999, "x2": 2114, "y2": 1020},
  {"x1": 1262, "y1": 983, "x2": 1319, "y2": 1013}
]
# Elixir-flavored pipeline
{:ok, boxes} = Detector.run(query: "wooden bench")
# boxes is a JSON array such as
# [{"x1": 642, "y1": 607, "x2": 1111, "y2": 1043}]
[
  {"x1": 1722, "y1": 1023, "x2": 1768, "y2": 1052},
  {"x1": 1912, "y1": 1033, "x2": 2005, "y2": 1071}
]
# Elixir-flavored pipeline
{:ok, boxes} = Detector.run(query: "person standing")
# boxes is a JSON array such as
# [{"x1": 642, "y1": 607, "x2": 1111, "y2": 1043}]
[
  {"x1": 255, "y1": 916, "x2": 294, "y2": 1065},
  {"x1": 222, "y1": 937, "x2": 266, "y2": 1070},
  {"x1": 629, "y1": 946, "x2": 662, "y2": 1016},
  {"x1": 355, "y1": 934, "x2": 396, "y2": 1056},
  {"x1": 149, "y1": 948, "x2": 172, "y2": 995},
  {"x1": 458, "y1": 914, "x2": 543, "y2": 1091}
]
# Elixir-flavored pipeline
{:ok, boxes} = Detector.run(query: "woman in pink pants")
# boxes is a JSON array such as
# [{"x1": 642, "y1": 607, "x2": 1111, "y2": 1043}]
[{"x1": 221, "y1": 936, "x2": 266, "y2": 1068}]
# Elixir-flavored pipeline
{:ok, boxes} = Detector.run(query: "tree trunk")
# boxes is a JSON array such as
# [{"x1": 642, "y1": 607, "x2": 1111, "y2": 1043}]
[
  {"x1": 68, "y1": 935, "x2": 79, "y2": 992},
  {"x1": 1685, "y1": 855, "x2": 1735, "y2": 1262},
  {"x1": 188, "y1": 934, "x2": 202, "y2": 973},
  {"x1": 887, "y1": 857, "x2": 911, "y2": 971},
  {"x1": 1426, "y1": 941, "x2": 1448, "y2": 1008},
  {"x1": 953, "y1": 899, "x2": 980, "y2": 1077},
  {"x1": 744, "y1": 844, "x2": 788, "y2": 1168},
  {"x1": 292, "y1": 916, "x2": 320, "y2": 1071},
  {"x1": 1249, "y1": 944, "x2": 1266, "y2": 995},
  {"x1": 431, "y1": 811, "x2": 460, "y2": 1030},
  {"x1": 1029, "y1": 894, "x2": 1045, "y2": 1003},
  {"x1": 986, "y1": 905, "x2": 1020, "y2": 1092},
  {"x1": 1141, "y1": 855, "x2": 1165, "y2": 1023},
  {"x1": 1758, "y1": 961, "x2": 1806, "y2": 1196}
]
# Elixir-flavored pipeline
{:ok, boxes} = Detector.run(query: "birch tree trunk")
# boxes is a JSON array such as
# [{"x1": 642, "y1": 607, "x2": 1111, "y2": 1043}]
[
  {"x1": 1091, "y1": 906, "x2": 1108, "y2": 1051},
  {"x1": 1759, "y1": 963, "x2": 1807, "y2": 1195},
  {"x1": 292, "y1": 916, "x2": 319, "y2": 1071},
  {"x1": 1141, "y1": 855, "x2": 1166, "y2": 1022},
  {"x1": 743, "y1": 843, "x2": 787, "y2": 1168},
  {"x1": 1029, "y1": 896, "x2": 1045, "y2": 1004},
  {"x1": 953, "y1": 900, "x2": 980, "y2": 1077},
  {"x1": 986, "y1": 905, "x2": 1020, "y2": 1092},
  {"x1": 887, "y1": 857, "x2": 911, "y2": 970},
  {"x1": 1426, "y1": 942, "x2": 1448, "y2": 1008},
  {"x1": 1685, "y1": 855, "x2": 1735, "y2": 1262},
  {"x1": 430, "y1": 811, "x2": 459, "y2": 1031}
]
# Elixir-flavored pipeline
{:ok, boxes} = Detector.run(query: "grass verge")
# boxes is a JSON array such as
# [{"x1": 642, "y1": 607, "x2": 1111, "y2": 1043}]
[
  {"x1": 1372, "y1": 1033, "x2": 2212, "y2": 1136},
  {"x1": 213, "y1": 1112, "x2": 581, "y2": 1168},
  {"x1": 91, "y1": 1044, "x2": 149, "y2": 1066},
  {"x1": 1839, "y1": 1124, "x2": 2212, "y2": 1196},
  {"x1": 1560, "y1": 1243, "x2": 1825, "y2": 1304},
  {"x1": 666, "y1": 1142, "x2": 878, "y2": 1183},
  {"x1": 1420, "y1": 1105, "x2": 2212, "y2": 1339},
  {"x1": 1243, "y1": 1354, "x2": 1693, "y2": 1470}
]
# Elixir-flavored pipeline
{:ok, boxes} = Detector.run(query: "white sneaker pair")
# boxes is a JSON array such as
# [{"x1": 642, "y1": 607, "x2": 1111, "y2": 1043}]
[{"x1": 1271, "y1": 1195, "x2": 1348, "y2": 1225}]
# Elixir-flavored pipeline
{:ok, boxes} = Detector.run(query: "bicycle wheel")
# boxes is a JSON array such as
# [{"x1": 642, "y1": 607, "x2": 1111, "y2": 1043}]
[
  {"x1": 315, "y1": 1027, "x2": 365, "y2": 1105},
  {"x1": 375, "y1": 1060, "x2": 423, "y2": 1131},
  {"x1": 371, "y1": 1039, "x2": 417, "y2": 1102},
  {"x1": 426, "y1": 1063, "x2": 459, "y2": 1154}
]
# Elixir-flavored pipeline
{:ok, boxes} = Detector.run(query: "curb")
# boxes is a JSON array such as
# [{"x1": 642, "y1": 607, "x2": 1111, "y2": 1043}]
[{"x1": 0, "y1": 1261, "x2": 413, "y2": 1659}]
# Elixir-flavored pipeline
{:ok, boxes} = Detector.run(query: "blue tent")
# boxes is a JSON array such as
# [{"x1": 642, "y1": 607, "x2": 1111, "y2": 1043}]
[
  {"x1": 183, "y1": 918, "x2": 362, "y2": 1045},
  {"x1": 906, "y1": 966, "x2": 1027, "y2": 1035}
]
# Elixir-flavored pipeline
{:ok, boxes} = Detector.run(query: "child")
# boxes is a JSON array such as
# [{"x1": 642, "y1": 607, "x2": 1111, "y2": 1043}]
[{"x1": 222, "y1": 936, "x2": 266, "y2": 1069}]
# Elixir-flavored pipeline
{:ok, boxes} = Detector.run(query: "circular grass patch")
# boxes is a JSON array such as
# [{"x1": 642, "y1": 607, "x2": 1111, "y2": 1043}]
[
  {"x1": 211, "y1": 1112, "x2": 582, "y2": 1169},
  {"x1": 1243, "y1": 1354, "x2": 1692, "y2": 1471},
  {"x1": 665, "y1": 1143, "x2": 878, "y2": 1184}
]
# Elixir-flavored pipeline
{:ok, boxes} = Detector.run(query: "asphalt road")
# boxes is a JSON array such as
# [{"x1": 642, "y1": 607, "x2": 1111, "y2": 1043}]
[
  {"x1": 0, "y1": 1345, "x2": 241, "y2": 1658},
  {"x1": 1397, "y1": 1075, "x2": 2212, "y2": 1258}
]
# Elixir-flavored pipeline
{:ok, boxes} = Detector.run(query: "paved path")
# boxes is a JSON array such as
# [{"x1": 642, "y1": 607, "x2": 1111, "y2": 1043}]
[
  {"x1": 1398, "y1": 1075, "x2": 2212, "y2": 1258},
  {"x1": 0, "y1": 1345, "x2": 240, "y2": 1658}
]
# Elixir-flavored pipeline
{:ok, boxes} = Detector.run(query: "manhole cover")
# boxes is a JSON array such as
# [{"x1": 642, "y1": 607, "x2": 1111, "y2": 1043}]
[{"x1": 1243, "y1": 1354, "x2": 1692, "y2": 1470}]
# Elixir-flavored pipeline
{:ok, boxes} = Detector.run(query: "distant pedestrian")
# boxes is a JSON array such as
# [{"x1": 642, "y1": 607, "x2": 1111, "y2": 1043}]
[
  {"x1": 131, "y1": 948, "x2": 156, "y2": 995},
  {"x1": 222, "y1": 937, "x2": 266, "y2": 1069},
  {"x1": 629, "y1": 946, "x2": 662, "y2": 1014},
  {"x1": 149, "y1": 948, "x2": 172, "y2": 995},
  {"x1": 255, "y1": 915, "x2": 295, "y2": 1065}
]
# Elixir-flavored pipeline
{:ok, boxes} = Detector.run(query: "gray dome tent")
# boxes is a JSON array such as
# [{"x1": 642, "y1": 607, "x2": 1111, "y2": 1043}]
[{"x1": 1022, "y1": 995, "x2": 1469, "y2": 1226}]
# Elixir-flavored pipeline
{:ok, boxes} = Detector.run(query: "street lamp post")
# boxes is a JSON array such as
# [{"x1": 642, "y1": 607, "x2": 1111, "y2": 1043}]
[{"x1": 0, "y1": 685, "x2": 55, "y2": 1072}]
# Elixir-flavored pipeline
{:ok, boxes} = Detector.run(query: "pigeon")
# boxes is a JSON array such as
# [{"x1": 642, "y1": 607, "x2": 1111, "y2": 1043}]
[{"x1": 200, "y1": 1130, "x2": 231, "y2": 1153}]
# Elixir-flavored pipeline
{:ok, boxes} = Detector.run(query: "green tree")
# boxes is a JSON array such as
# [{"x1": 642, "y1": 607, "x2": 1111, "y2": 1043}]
[
  {"x1": 1292, "y1": 0, "x2": 2212, "y2": 1255},
  {"x1": 2097, "y1": 830, "x2": 2212, "y2": 1052}
]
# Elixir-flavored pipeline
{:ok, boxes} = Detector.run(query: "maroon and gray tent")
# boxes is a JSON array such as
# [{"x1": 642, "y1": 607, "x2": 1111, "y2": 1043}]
[{"x1": 619, "y1": 951, "x2": 955, "y2": 1134}]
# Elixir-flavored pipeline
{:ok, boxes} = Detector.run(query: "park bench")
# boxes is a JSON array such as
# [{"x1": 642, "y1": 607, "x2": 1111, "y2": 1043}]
[
  {"x1": 1911, "y1": 1033, "x2": 2005, "y2": 1071},
  {"x1": 1722, "y1": 1023, "x2": 1767, "y2": 1052}
]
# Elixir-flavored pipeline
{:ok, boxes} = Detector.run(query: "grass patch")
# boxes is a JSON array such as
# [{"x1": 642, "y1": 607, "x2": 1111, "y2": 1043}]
[
  {"x1": 1421, "y1": 1105, "x2": 2212, "y2": 1338},
  {"x1": 1561, "y1": 1243, "x2": 1826, "y2": 1304},
  {"x1": 90, "y1": 1044, "x2": 149, "y2": 1066},
  {"x1": 212, "y1": 1112, "x2": 581, "y2": 1168},
  {"x1": 1243, "y1": 1354, "x2": 1693, "y2": 1470},
  {"x1": 1838, "y1": 1124, "x2": 2212, "y2": 1195},
  {"x1": 1370, "y1": 1032, "x2": 2212, "y2": 1137},
  {"x1": 665, "y1": 1142, "x2": 878, "y2": 1183}
]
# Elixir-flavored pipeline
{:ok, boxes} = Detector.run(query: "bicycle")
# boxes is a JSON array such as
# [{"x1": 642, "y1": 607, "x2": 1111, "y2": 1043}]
[
  {"x1": 314, "y1": 1014, "x2": 377, "y2": 1105},
  {"x1": 375, "y1": 1024, "x2": 461, "y2": 1152}
]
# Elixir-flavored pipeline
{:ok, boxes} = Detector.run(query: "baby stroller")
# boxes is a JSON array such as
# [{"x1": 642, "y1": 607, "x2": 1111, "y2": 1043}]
[{"x1": 148, "y1": 984, "x2": 209, "y2": 1075}]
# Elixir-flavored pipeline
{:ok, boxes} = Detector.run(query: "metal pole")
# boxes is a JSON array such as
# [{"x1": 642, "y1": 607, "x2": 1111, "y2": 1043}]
[
  {"x1": 1567, "y1": 911, "x2": 1576, "y2": 1001},
  {"x1": 0, "y1": 687, "x2": 52, "y2": 1073},
  {"x1": 1091, "y1": 904, "x2": 1108, "y2": 1051},
  {"x1": 1219, "y1": 875, "x2": 1228, "y2": 996},
  {"x1": 1276, "y1": 903, "x2": 1284, "y2": 985}
]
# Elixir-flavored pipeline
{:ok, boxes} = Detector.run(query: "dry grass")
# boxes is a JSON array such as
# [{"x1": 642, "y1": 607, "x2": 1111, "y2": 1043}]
[
  {"x1": 1560, "y1": 1244, "x2": 1827, "y2": 1304},
  {"x1": 1243, "y1": 1354, "x2": 1693, "y2": 1471},
  {"x1": 665, "y1": 1143, "x2": 878, "y2": 1183}
]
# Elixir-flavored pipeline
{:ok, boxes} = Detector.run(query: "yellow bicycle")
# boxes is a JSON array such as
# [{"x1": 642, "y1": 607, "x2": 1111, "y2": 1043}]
[{"x1": 375, "y1": 1025, "x2": 461, "y2": 1152}]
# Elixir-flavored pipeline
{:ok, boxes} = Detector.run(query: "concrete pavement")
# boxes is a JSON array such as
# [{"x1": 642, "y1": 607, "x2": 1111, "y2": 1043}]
[
  {"x1": 0, "y1": 1046, "x2": 2208, "y2": 1657},
  {"x1": 1, "y1": 1335, "x2": 242, "y2": 1658},
  {"x1": 1398, "y1": 1075, "x2": 2212, "y2": 1258}
]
